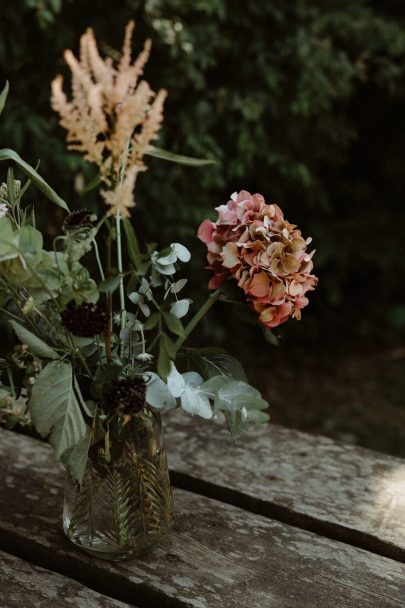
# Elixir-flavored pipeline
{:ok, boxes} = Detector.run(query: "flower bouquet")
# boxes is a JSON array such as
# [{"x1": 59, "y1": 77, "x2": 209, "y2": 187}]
[{"x1": 0, "y1": 23, "x2": 317, "y2": 560}]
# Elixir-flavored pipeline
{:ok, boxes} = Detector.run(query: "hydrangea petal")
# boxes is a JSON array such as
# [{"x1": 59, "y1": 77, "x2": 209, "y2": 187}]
[{"x1": 221, "y1": 242, "x2": 240, "y2": 269}]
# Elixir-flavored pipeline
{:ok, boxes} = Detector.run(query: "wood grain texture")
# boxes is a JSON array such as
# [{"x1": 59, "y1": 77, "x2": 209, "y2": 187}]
[
  {"x1": 1, "y1": 429, "x2": 405, "y2": 608},
  {"x1": 0, "y1": 549, "x2": 134, "y2": 608},
  {"x1": 164, "y1": 411, "x2": 405, "y2": 560}
]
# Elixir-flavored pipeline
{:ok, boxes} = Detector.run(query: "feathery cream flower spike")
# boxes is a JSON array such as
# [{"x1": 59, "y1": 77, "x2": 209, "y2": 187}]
[{"x1": 51, "y1": 21, "x2": 167, "y2": 217}]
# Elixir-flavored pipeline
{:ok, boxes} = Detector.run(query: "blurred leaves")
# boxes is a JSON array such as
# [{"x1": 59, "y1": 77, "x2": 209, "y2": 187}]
[{"x1": 1, "y1": 0, "x2": 404, "y2": 341}]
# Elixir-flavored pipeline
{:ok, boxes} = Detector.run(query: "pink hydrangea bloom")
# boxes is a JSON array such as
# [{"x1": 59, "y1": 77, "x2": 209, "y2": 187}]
[{"x1": 197, "y1": 190, "x2": 318, "y2": 329}]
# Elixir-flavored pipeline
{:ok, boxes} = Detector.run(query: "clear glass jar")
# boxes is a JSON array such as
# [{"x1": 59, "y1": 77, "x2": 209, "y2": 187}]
[{"x1": 63, "y1": 409, "x2": 173, "y2": 560}]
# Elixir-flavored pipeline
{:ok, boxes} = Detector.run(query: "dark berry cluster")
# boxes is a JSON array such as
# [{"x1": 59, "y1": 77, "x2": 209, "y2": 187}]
[
  {"x1": 61, "y1": 301, "x2": 108, "y2": 337},
  {"x1": 104, "y1": 376, "x2": 146, "y2": 417},
  {"x1": 63, "y1": 209, "x2": 97, "y2": 233}
]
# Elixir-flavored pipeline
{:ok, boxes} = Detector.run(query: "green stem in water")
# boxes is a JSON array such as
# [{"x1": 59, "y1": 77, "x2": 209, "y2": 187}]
[{"x1": 173, "y1": 289, "x2": 221, "y2": 354}]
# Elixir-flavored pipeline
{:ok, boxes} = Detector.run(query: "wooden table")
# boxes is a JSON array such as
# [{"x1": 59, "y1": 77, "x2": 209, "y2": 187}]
[{"x1": 1, "y1": 410, "x2": 405, "y2": 607}]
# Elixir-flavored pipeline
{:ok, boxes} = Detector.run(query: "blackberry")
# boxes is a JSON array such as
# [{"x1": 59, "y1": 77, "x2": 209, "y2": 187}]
[
  {"x1": 104, "y1": 376, "x2": 146, "y2": 417},
  {"x1": 61, "y1": 301, "x2": 107, "y2": 337},
  {"x1": 63, "y1": 209, "x2": 97, "y2": 233}
]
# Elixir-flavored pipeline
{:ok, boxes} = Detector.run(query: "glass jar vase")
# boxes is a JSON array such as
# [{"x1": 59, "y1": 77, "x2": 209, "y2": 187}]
[{"x1": 63, "y1": 409, "x2": 173, "y2": 560}]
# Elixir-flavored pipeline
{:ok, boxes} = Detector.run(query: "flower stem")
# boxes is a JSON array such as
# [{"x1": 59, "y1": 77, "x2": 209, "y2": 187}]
[
  {"x1": 173, "y1": 289, "x2": 221, "y2": 354},
  {"x1": 115, "y1": 212, "x2": 127, "y2": 358},
  {"x1": 92, "y1": 237, "x2": 105, "y2": 281},
  {"x1": 105, "y1": 223, "x2": 113, "y2": 363}
]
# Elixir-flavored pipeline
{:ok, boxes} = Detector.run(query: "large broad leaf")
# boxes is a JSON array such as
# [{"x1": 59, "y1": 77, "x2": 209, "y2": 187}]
[
  {"x1": 29, "y1": 361, "x2": 87, "y2": 458},
  {"x1": 0, "y1": 216, "x2": 19, "y2": 261},
  {"x1": 145, "y1": 145, "x2": 215, "y2": 166},
  {"x1": 0, "y1": 81, "x2": 9, "y2": 116},
  {"x1": 0, "y1": 149, "x2": 69, "y2": 211},
  {"x1": 184, "y1": 347, "x2": 248, "y2": 381},
  {"x1": 10, "y1": 320, "x2": 59, "y2": 359},
  {"x1": 18, "y1": 225, "x2": 43, "y2": 254}
]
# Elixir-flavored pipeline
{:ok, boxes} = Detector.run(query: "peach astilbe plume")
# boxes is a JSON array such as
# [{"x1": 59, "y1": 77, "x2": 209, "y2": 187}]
[
  {"x1": 51, "y1": 21, "x2": 167, "y2": 218},
  {"x1": 198, "y1": 191, "x2": 318, "y2": 329}
]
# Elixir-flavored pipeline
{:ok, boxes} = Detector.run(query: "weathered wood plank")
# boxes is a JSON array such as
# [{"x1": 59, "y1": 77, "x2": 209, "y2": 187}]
[
  {"x1": 1, "y1": 429, "x2": 405, "y2": 608},
  {"x1": 0, "y1": 549, "x2": 135, "y2": 608},
  {"x1": 164, "y1": 411, "x2": 405, "y2": 561}
]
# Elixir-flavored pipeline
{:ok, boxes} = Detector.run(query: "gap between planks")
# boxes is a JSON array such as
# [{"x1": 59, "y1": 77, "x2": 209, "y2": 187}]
[
  {"x1": 169, "y1": 469, "x2": 405, "y2": 565},
  {"x1": 3, "y1": 423, "x2": 404, "y2": 565},
  {"x1": 0, "y1": 531, "x2": 187, "y2": 608},
  {"x1": 1, "y1": 423, "x2": 405, "y2": 608},
  {"x1": 0, "y1": 548, "x2": 136, "y2": 608}
]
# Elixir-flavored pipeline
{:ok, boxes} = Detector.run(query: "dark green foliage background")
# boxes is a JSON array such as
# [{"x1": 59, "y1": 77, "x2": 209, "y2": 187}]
[{"x1": 1, "y1": 0, "x2": 405, "y2": 348}]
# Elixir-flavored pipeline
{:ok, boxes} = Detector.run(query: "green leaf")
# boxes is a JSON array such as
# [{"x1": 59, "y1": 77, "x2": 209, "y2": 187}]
[
  {"x1": 216, "y1": 380, "x2": 269, "y2": 438},
  {"x1": 200, "y1": 375, "x2": 231, "y2": 396},
  {"x1": 163, "y1": 312, "x2": 184, "y2": 337},
  {"x1": 73, "y1": 377, "x2": 95, "y2": 418},
  {"x1": 10, "y1": 320, "x2": 59, "y2": 359},
  {"x1": 184, "y1": 347, "x2": 248, "y2": 381},
  {"x1": 29, "y1": 361, "x2": 88, "y2": 458},
  {"x1": 0, "y1": 217, "x2": 19, "y2": 261},
  {"x1": 157, "y1": 333, "x2": 174, "y2": 381},
  {"x1": 146, "y1": 145, "x2": 216, "y2": 166},
  {"x1": 12, "y1": 176, "x2": 32, "y2": 206},
  {"x1": 7, "y1": 168, "x2": 15, "y2": 204},
  {"x1": 0, "y1": 149, "x2": 69, "y2": 211},
  {"x1": 123, "y1": 218, "x2": 142, "y2": 270},
  {"x1": 143, "y1": 311, "x2": 160, "y2": 330},
  {"x1": 225, "y1": 408, "x2": 269, "y2": 440},
  {"x1": 18, "y1": 225, "x2": 43, "y2": 261},
  {"x1": 0, "y1": 81, "x2": 9, "y2": 116},
  {"x1": 99, "y1": 275, "x2": 121, "y2": 294},
  {"x1": 72, "y1": 337, "x2": 98, "y2": 359},
  {"x1": 216, "y1": 381, "x2": 267, "y2": 411}
]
